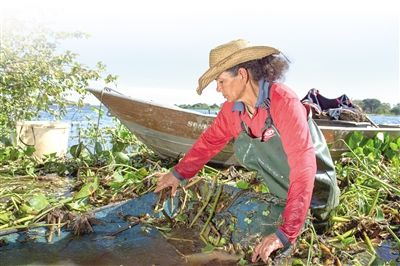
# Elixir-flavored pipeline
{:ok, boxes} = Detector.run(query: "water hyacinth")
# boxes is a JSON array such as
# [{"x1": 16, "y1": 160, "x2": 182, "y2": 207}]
[{"x1": 0, "y1": 120, "x2": 399, "y2": 264}]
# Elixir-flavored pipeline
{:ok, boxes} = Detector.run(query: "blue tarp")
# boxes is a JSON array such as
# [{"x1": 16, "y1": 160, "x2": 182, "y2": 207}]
[
  {"x1": 0, "y1": 193, "x2": 185, "y2": 265},
  {"x1": 0, "y1": 186, "x2": 285, "y2": 265}
]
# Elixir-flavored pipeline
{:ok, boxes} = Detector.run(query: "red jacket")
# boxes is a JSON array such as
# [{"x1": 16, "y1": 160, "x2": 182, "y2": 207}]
[{"x1": 174, "y1": 83, "x2": 316, "y2": 243}]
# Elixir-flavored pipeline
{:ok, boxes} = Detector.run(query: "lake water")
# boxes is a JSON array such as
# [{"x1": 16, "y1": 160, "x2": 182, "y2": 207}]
[
  {"x1": 38, "y1": 105, "x2": 400, "y2": 149},
  {"x1": 367, "y1": 114, "x2": 400, "y2": 125}
]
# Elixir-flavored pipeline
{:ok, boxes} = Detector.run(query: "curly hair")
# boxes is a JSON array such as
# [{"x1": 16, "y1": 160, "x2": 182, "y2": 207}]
[{"x1": 226, "y1": 54, "x2": 289, "y2": 83}]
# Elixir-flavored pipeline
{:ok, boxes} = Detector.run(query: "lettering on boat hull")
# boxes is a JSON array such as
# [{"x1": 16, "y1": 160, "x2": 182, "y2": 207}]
[{"x1": 187, "y1": 121, "x2": 209, "y2": 132}]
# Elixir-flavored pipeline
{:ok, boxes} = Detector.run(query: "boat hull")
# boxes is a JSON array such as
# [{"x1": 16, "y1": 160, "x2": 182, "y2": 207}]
[
  {"x1": 88, "y1": 88, "x2": 400, "y2": 165},
  {"x1": 118, "y1": 117, "x2": 237, "y2": 165}
]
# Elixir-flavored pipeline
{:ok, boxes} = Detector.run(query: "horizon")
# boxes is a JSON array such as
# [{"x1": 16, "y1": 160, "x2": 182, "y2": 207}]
[{"x1": 1, "y1": 0, "x2": 399, "y2": 106}]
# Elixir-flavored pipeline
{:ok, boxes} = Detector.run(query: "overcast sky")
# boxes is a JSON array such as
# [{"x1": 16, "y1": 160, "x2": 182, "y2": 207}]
[{"x1": 1, "y1": 0, "x2": 399, "y2": 106}]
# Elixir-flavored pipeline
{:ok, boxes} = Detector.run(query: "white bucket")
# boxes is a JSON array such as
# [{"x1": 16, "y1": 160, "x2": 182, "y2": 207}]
[{"x1": 16, "y1": 121, "x2": 70, "y2": 159}]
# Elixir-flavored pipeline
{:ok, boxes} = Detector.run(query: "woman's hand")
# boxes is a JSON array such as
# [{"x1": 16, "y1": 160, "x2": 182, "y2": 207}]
[
  {"x1": 154, "y1": 172, "x2": 180, "y2": 196},
  {"x1": 251, "y1": 233, "x2": 284, "y2": 263}
]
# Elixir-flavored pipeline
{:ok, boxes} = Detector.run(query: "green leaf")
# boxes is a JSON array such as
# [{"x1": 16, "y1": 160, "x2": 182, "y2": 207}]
[
  {"x1": 112, "y1": 142, "x2": 127, "y2": 153},
  {"x1": 113, "y1": 172, "x2": 125, "y2": 183},
  {"x1": 244, "y1": 217, "x2": 252, "y2": 224},
  {"x1": 291, "y1": 259, "x2": 305, "y2": 266},
  {"x1": 201, "y1": 243, "x2": 215, "y2": 252},
  {"x1": 367, "y1": 152, "x2": 375, "y2": 161},
  {"x1": 0, "y1": 211, "x2": 13, "y2": 223},
  {"x1": 114, "y1": 151, "x2": 129, "y2": 164},
  {"x1": 341, "y1": 236, "x2": 356, "y2": 246},
  {"x1": 137, "y1": 167, "x2": 148, "y2": 177},
  {"x1": 67, "y1": 198, "x2": 90, "y2": 211},
  {"x1": 95, "y1": 141, "x2": 103, "y2": 154},
  {"x1": 28, "y1": 193, "x2": 49, "y2": 211},
  {"x1": 70, "y1": 143, "x2": 83, "y2": 158},
  {"x1": 110, "y1": 172, "x2": 125, "y2": 189},
  {"x1": 259, "y1": 183, "x2": 269, "y2": 193},
  {"x1": 354, "y1": 147, "x2": 364, "y2": 155},
  {"x1": 236, "y1": 180, "x2": 249, "y2": 190},
  {"x1": 262, "y1": 209, "x2": 270, "y2": 216},
  {"x1": 25, "y1": 164, "x2": 36, "y2": 177},
  {"x1": 21, "y1": 193, "x2": 49, "y2": 214},
  {"x1": 238, "y1": 258, "x2": 247, "y2": 265},
  {"x1": 174, "y1": 213, "x2": 188, "y2": 223},
  {"x1": 24, "y1": 146, "x2": 36, "y2": 156},
  {"x1": 348, "y1": 132, "x2": 363, "y2": 149},
  {"x1": 218, "y1": 237, "x2": 226, "y2": 246},
  {"x1": 374, "y1": 206, "x2": 385, "y2": 221},
  {"x1": 9, "y1": 148, "x2": 22, "y2": 161},
  {"x1": 73, "y1": 177, "x2": 99, "y2": 200},
  {"x1": 389, "y1": 143, "x2": 398, "y2": 151}
]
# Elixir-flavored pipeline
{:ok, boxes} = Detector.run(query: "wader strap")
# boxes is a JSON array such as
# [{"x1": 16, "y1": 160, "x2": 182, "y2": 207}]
[{"x1": 240, "y1": 121, "x2": 251, "y2": 136}]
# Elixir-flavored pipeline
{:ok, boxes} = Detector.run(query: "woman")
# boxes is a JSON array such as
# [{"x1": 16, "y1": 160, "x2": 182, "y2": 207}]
[{"x1": 155, "y1": 39, "x2": 339, "y2": 263}]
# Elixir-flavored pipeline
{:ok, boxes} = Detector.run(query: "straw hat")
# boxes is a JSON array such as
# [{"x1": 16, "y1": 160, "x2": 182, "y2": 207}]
[{"x1": 196, "y1": 39, "x2": 280, "y2": 95}]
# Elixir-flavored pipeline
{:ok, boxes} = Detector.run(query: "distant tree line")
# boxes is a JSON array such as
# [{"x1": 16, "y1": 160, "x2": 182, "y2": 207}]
[
  {"x1": 353, "y1": 99, "x2": 400, "y2": 115},
  {"x1": 177, "y1": 103, "x2": 220, "y2": 110},
  {"x1": 178, "y1": 99, "x2": 400, "y2": 116}
]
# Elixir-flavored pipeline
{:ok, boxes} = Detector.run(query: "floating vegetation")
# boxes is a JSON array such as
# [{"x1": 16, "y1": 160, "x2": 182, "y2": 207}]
[
  {"x1": 296, "y1": 131, "x2": 400, "y2": 265},
  {"x1": 1, "y1": 120, "x2": 399, "y2": 265}
]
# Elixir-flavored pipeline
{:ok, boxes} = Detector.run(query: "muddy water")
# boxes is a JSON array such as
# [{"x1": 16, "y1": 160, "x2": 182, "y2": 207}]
[
  {"x1": 0, "y1": 191, "x2": 242, "y2": 266},
  {"x1": 2, "y1": 180, "x2": 397, "y2": 266},
  {"x1": 1, "y1": 228, "x2": 182, "y2": 265},
  {"x1": 0, "y1": 226, "x2": 241, "y2": 266},
  {"x1": 163, "y1": 227, "x2": 242, "y2": 266},
  {"x1": 2, "y1": 219, "x2": 398, "y2": 265}
]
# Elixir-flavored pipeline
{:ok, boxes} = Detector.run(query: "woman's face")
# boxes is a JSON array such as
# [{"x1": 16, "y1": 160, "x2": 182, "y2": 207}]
[{"x1": 215, "y1": 70, "x2": 246, "y2": 102}]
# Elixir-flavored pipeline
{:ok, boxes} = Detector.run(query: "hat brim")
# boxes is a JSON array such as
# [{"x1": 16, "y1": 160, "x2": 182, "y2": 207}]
[{"x1": 196, "y1": 46, "x2": 280, "y2": 95}]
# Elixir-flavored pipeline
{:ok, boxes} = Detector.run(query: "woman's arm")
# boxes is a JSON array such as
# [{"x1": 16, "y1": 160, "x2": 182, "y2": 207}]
[
  {"x1": 173, "y1": 102, "x2": 235, "y2": 179},
  {"x1": 271, "y1": 84, "x2": 316, "y2": 244}
]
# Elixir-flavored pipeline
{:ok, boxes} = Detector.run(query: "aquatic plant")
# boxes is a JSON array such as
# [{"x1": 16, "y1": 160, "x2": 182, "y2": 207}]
[
  {"x1": 1, "y1": 120, "x2": 399, "y2": 264},
  {"x1": 296, "y1": 132, "x2": 400, "y2": 265}
]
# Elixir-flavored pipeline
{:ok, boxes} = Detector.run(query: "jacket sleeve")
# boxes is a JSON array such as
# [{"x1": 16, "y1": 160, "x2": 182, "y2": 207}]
[
  {"x1": 173, "y1": 103, "x2": 234, "y2": 180},
  {"x1": 270, "y1": 89, "x2": 316, "y2": 244}
]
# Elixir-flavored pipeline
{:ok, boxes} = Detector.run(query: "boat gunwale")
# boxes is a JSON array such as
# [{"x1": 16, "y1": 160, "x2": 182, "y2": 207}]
[{"x1": 87, "y1": 87, "x2": 217, "y2": 118}]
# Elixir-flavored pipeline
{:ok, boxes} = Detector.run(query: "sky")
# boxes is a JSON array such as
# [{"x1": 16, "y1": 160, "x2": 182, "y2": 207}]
[{"x1": 1, "y1": 0, "x2": 399, "y2": 106}]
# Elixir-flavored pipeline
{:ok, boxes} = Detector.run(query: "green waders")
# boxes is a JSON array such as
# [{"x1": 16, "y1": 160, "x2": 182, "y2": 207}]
[{"x1": 233, "y1": 101, "x2": 340, "y2": 226}]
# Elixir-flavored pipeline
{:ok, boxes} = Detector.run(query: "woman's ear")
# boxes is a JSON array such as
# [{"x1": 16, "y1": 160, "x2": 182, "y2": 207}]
[{"x1": 238, "y1": 67, "x2": 248, "y2": 81}]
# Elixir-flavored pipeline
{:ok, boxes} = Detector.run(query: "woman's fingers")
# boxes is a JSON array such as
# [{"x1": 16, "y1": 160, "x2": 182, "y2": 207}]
[
  {"x1": 154, "y1": 173, "x2": 167, "y2": 193},
  {"x1": 170, "y1": 183, "x2": 178, "y2": 197},
  {"x1": 154, "y1": 172, "x2": 179, "y2": 196},
  {"x1": 251, "y1": 242, "x2": 262, "y2": 262},
  {"x1": 251, "y1": 233, "x2": 284, "y2": 263}
]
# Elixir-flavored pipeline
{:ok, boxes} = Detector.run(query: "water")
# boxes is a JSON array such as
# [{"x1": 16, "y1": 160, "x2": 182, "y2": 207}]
[
  {"x1": 37, "y1": 105, "x2": 114, "y2": 148},
  {"x1": 41, "y1": 105, "x2": 400, "y2": 128},
  {"x1": 368, "y1": 114, "x2": 400, "y2": 125},
  {"x1": 38, "y1": 106, "x2": 400, "y2": 149},
  {"x1": 191, "y1": 109, "x2": 400, "y2": 125}
]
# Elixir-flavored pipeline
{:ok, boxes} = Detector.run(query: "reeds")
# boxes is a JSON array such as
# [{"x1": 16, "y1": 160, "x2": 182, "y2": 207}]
[{"x1": 1, "y1": 124, "x2": 399, "y2": 264}]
